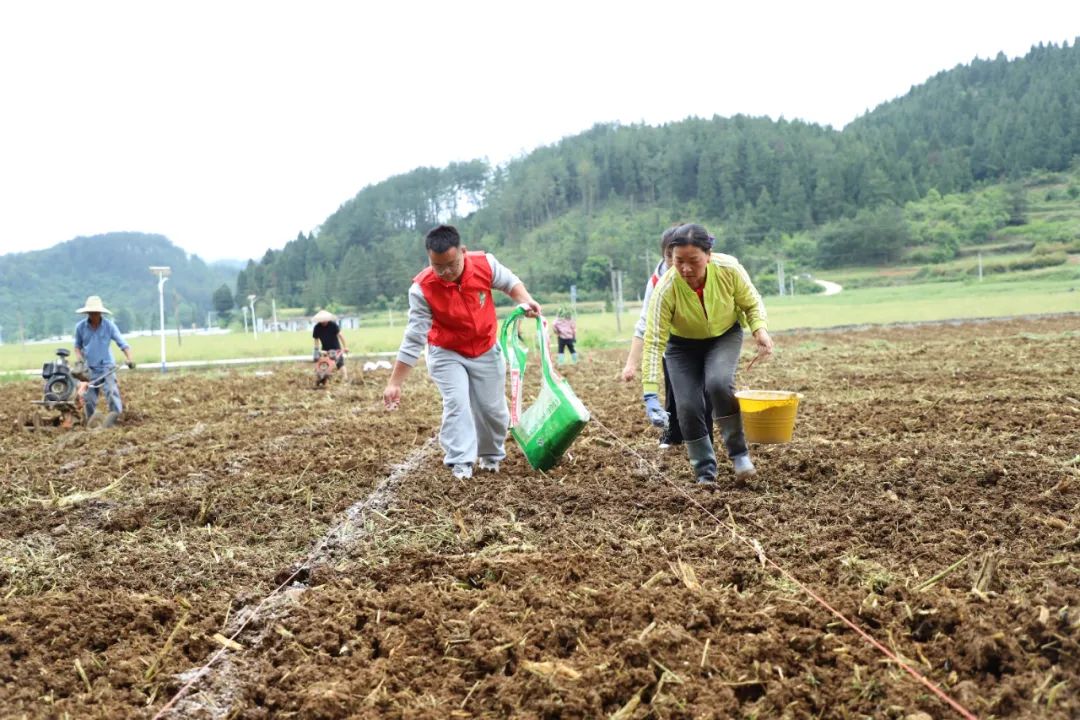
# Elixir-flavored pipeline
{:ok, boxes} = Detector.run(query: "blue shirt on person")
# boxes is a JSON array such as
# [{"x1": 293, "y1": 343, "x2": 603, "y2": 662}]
[{"x1": 74, "y1": 317, "x2": 130, "y2": 370}]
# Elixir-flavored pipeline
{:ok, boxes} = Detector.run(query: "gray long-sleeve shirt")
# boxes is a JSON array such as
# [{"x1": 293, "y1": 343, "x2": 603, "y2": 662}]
[{"x1": 396, "y1": 253, "x2": 522, "y2": 366}]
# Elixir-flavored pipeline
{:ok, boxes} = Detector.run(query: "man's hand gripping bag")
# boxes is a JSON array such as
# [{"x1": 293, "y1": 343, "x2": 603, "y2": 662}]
[{"x1": 499, "y1": 308, "x2": 590, "y2": 471}]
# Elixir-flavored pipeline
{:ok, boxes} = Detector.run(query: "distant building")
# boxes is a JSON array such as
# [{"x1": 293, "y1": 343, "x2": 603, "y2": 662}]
[{"x1": 267, "y1": 320, "x2": 299, "y2": 332}]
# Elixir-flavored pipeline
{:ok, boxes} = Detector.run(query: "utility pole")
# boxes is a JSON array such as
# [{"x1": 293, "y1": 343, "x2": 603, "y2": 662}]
[
  {"x1": 248, "y1": 295, "x2": 258, "y2": 340},
  {"x1": 978, "y1": 252, "x2": 983, "y2": 281},
  {"x1": 271, "y1": 297, "x2": 278, "y2": 331},
  {"x1": 610, "y1": 267, "x2": 624, "y2": 333},
  {"x1": 777, "y1": 260, "x2": 786, "y2": 297},
  {"x1": 790, "y1": 275, "x2": 795, "y2": 296},
  {"x1": 242, "y1": 305, "x2": 249, "y2": 333},
  {"x1": 173, "y1": 290, "x2": 182, "y2": 347},
  {"x1": 149, "y1": 266, "x2": 171, "y2": 373},
  {"x1": 617, "y1": 271, "x2": 624, "y2": 317}
]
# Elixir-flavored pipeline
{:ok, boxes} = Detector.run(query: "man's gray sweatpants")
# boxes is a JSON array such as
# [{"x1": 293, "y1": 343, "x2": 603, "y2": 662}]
[{"x1": 427, "y1": 345, "x2": 509, "y2": 466}]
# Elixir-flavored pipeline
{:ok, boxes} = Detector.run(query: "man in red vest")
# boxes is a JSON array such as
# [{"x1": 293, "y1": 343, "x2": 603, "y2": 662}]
[{"x1": 384, "y1": 225, "x2": 541, "y2": 479}]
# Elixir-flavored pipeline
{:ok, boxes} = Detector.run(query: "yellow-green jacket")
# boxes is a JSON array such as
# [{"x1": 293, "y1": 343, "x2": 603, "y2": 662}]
[{"x1": 641, "y1": 253, "x2": 767, "y2": 394}]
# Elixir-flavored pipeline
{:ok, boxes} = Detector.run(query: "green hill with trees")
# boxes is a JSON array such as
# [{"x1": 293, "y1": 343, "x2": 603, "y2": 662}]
[
  {"x1": 0, "y1": 233, "x2": 238, "y2": 341},
  {"x1": 238, "y1": 40, "x2": 1079, "y2": 312}
]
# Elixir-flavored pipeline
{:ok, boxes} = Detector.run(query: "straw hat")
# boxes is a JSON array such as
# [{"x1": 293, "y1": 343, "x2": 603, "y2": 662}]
[
  {"x1": 77, "y1": 296, "x2": 112, "y2": 315},
  {"x1": 312, "y1": 310, "x2": 336, "y2": 323}
]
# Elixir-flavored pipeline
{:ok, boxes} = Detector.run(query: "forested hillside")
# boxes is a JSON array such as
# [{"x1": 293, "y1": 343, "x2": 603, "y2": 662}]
[
  {"x1": 0, "y1": 233, "x2": 238, "y2": 340},
  {"x1": 239, "y1": 41, "x2": 1076, "y2": 309}
]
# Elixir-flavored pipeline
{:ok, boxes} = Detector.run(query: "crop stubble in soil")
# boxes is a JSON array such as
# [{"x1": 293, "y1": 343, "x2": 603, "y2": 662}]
[{"x1": 0, "y1": 316, "x2": 1078, "y2": 718}]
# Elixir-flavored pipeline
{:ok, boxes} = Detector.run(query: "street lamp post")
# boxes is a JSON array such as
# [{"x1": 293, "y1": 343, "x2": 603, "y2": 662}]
[
  {"x1": 248, "y1": 294, "x2": 258, "y2": 340},
  {"x1": 149, "y1": 266, "x2": 171, "y2": 373}
]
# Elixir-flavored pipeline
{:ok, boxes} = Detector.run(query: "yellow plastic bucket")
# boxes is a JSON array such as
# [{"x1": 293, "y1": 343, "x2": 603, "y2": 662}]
[{"x1": 735, "y1": 390, "x2": 804, "y2": 444}]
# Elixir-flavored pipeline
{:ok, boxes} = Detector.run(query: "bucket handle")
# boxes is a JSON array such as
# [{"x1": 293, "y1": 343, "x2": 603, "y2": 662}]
[{"x1": 738, "y1": 344, "x2": 772, "y2": 394}]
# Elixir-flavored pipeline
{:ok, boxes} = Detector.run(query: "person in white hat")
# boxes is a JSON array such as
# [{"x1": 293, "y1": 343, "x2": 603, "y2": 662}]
[
  {"x1": 311, "y1": 309, "x2": 349, "y2": 368},
  {"x1": 74, "y1": 295, "x2": 135, "y2": 426}
]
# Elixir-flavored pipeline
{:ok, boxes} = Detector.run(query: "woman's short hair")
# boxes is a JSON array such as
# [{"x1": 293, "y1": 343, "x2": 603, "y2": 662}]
[{"x1": 668, "y1": 223, "x2": 715, "y2": 253}]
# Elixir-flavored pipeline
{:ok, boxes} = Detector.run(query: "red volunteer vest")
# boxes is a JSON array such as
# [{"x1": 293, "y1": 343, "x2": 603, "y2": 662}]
[{"x1": 414, "y1": 251, "x2": 498, "y2": 358}]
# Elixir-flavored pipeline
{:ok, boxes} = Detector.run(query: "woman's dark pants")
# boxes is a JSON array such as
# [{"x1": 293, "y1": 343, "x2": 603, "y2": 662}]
[
  {"x1": 664, "y1": 325, "x2": 748, "y2": 459},
  {"x1": 662, "y1": 357, "x2": 713, "y2": 444}
]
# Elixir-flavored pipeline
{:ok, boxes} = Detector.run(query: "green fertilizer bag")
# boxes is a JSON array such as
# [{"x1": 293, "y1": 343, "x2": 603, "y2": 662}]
[{"x1": 499, "y1": 307, "x2": 590, "y2": 471}]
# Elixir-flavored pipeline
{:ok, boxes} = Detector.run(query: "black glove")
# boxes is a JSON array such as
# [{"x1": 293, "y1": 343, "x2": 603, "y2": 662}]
[{"x1": 127, "y1": 360, "x2": 136, "y2": 370}]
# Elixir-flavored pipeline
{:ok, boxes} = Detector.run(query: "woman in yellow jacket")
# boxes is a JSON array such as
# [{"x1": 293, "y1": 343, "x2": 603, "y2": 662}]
[{"x1": 641, "y1": 223, "x2": 773, "y2": 484}]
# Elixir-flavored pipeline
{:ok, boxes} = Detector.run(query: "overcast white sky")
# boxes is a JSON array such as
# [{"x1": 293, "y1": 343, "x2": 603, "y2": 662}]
[{"x1": 1, "y1": 1, "x2": 1077, "y2": 262}]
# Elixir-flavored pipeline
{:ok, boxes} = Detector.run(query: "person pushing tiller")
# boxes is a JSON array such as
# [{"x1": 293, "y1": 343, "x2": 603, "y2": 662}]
[
  {"x1": 73, "y1": 295, "x2": 136, "y2": 428},
  {"x1": 312, "y1": 309, "x2": 349, "y2": 385}
]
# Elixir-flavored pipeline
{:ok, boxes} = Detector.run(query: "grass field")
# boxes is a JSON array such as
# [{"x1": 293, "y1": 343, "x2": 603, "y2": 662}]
[
  {"x1": 576, "y1": 274, "x2": 1079, "y2": 347},
  {"x1": 820, "y1": 250, "x2": 1079, "y2": 288},
  {"x1": 1, "y1": 274, "x2": 1077, "y2": 373}
]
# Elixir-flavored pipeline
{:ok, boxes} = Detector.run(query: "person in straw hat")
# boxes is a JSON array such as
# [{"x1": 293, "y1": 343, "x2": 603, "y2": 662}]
[
  {"x1": 73, "y1": 295, "x2": 135, "y2": 426},
  {"x1": 311, "y1": 309, "x2": 349, "y2": 368}
]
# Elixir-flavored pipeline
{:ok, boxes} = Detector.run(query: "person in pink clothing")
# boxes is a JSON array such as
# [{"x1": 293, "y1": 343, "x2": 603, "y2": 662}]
[{"x1": 552, "y1": 307, "x2": 578, "y2": 365}]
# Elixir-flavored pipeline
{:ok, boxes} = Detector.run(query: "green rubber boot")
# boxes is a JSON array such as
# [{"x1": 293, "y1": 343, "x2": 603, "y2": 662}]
[{"x1": 686, "y1": 436, "x2": 717, "y2": 485}]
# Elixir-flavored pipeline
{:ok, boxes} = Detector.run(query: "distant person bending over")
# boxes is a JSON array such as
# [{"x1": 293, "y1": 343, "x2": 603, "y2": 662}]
[
  {"x1": 552, "y1": 308, "x2": 578, "y2": 365},
  {"x1": 383, "y1": 224, "x2": 541, "y2": 480},
  {"x1": 641, "y1": 223, "x2": 773, "y2": 485},
  {"x1": 621, "y1": 225, "x2": 713, "y2": 449},
  {"x1": 73, "y1": 295, "x2": 135, "y2": 427},
  {"x1": 312, "y1": 310, "x2": 348, "y2": 368}
]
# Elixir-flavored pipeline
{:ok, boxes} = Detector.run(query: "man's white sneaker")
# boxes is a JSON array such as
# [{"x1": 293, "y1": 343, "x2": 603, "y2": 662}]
[
  {"x1": 451, "y1": 463, "x2": 473, "y2": 480},
  {"x1": 477, "y1": 457, "x2": 501, "y2": 473}
]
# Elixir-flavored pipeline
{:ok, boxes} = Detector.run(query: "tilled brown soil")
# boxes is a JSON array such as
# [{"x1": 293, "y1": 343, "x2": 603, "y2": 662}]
[{"x1": 1, "y1": 316, "x2": 1078, "y2": 719}]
